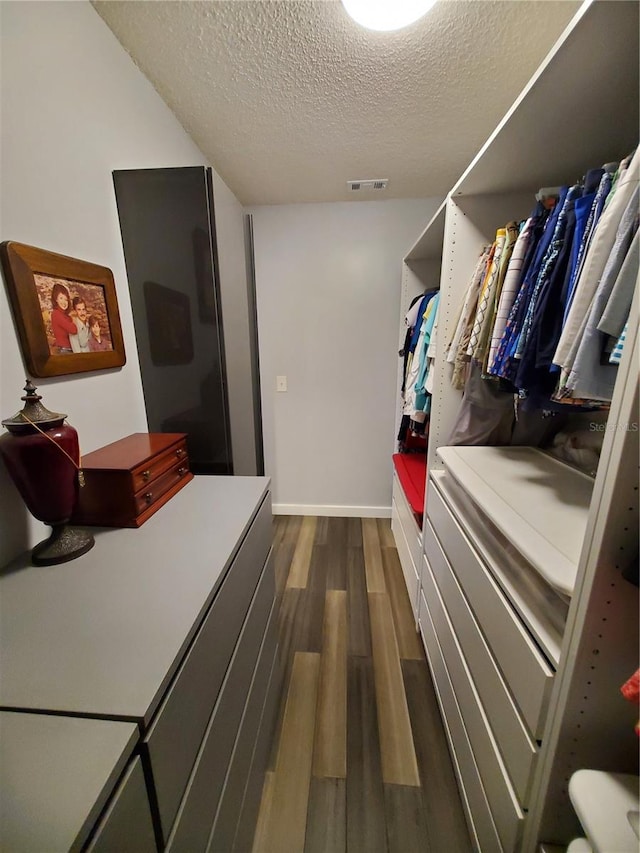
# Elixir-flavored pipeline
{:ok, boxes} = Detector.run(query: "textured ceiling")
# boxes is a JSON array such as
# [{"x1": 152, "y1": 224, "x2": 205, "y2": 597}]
[{"x1": 92, "y1": 0, "x2": 581, "y2": 205}]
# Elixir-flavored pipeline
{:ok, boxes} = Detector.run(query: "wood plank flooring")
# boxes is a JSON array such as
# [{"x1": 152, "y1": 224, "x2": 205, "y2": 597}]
[{"x1": 254, "y1": 516, "x2": 472, "y2": 853}]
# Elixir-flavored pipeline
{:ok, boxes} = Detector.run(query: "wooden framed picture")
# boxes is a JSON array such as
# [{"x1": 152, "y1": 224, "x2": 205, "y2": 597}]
[{"x1": 0, "y1": 241, "x2": 126, "y2": 378}]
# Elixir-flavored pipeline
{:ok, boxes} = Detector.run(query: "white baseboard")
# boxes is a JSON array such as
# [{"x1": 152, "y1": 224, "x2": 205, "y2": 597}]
[{"x1": 272, "y1": 504, "x2": 391, "y2": 518}]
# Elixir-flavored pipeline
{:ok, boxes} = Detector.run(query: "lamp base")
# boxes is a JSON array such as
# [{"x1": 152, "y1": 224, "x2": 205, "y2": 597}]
[{"x1": 32, "y1": 523, "x2": 95, "y2": 566}]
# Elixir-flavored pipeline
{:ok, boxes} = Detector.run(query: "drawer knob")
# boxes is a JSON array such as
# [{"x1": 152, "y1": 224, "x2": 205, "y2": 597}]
[
  {"x1": 144, "y1": 492, "x2": 153, "y2": 504},
  {"x1": 178, "y1": 467, "x2": 186, "y2": 476},
  {"x1": 176, "y1": 448, "x2": 185, "y2": 458},
  {"x1": 142, "y1": 469, "x2": 151, "y2": 482}
]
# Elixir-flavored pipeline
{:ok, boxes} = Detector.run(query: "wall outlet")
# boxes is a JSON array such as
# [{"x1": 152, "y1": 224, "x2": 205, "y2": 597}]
[{"x1": 276, "y1": 375, "x2": 287, "y2": 392}]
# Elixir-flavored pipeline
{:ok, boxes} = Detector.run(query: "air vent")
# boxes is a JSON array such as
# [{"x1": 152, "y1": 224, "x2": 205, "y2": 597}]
[{"x1": 347, "y1": 179, "x2": 389, "y2": 192}]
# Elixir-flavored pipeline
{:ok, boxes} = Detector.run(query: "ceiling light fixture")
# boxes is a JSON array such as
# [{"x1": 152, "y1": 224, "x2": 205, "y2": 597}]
[{"x1": 341, "y1": 0, "x2": 437, "y2": 32}]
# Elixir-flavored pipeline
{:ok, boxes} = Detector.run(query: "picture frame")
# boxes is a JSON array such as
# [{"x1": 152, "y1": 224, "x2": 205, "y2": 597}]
[{"x1": 0, "y1": 241, "x2": 126, "y2": 378}]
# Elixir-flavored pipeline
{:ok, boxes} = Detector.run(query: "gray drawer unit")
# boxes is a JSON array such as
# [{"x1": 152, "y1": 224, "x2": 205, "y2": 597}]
[
  {"x1": 208, "y1": 594, "x2": 280, "y2": 852},
  {"x1": 86, "y1": 759, "x2": 156, "y2": 853},
  {"x1": 145, "y1": 496, "x2": 272, "y2": 838},
  {"x1": 230, "y1": 632, "x2": 283, "y2": 853},
  {"x1": 0, "y1": 477, "x2": 271, "y2": 721},
  {"x1": 0, "y1": 712, "x2": 139, "y2": 853},
  {"x1": 165, "y1": 548, "x2": 276, "y2": 850},
  {"x1": 0, "y1": 476, "x2": 275, "y2": 852}
]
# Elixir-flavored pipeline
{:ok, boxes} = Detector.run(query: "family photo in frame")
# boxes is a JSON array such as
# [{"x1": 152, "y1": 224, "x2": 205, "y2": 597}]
[{"x1": 0, "y1": 242, "x2": 126, "y2": 378}]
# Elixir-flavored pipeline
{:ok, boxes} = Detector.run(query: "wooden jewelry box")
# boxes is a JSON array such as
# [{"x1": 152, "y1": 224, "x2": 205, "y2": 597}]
[{"x1": 72, "y1": 433, "x2": 193, "y2": 528}]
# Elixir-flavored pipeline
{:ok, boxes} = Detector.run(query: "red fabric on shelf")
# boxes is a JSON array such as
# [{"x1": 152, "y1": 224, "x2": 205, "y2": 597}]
[{"x1": 392, "y1": 453, "x2": 427, "y2": 516}]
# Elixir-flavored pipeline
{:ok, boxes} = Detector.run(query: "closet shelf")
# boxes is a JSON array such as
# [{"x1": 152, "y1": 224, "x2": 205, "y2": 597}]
[
  {"x1": 436, "y1": 446, "x2": 594, "y2": 598},
  {"x1": 405, "y1": 200, "x2": 446, "y2": 262}
]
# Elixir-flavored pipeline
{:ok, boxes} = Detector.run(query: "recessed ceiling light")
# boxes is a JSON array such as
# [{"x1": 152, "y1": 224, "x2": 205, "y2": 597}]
[{"x1": 341, "y1": 0, "x2": 437, "y2": 32}]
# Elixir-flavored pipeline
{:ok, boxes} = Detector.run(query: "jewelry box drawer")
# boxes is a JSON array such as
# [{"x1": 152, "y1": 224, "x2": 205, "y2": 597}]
[
  {"x1": 143, "y1": 494, "x2": 272, "y2": 842},
  {"x1": 427, "y1": 479, "x2": 554, "y2": 739},
  {"x1": 134, "y1": 458, "x2": 191, "y2": 518},
  {"x1": 132, "y1": 440, "x2": 188, "y2": 492}
]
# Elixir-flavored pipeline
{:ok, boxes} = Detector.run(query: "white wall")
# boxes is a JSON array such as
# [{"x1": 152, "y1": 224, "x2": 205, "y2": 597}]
[
  {"x1": 251, "y1": 198, "x2": 441, "y2": 516},
  {"x1": 0, "y1": 1, "x2": 216, "y2": 564}
]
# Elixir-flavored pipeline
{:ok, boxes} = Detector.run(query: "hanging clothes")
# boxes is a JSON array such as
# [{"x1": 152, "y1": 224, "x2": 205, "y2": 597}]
[
  {"x1": 491, "y1": 198, "x2": 558, "y2": 384},
  {"x1": 467, "y1": 229, "x2": 506, "y2": 361},
  {"x1": 487, "y1": 217, "x2": 535, "y2": 372},
  {"x1": 554, "y1": 146, "x2": 639, "y2": 375},
  {"x1": 598, "y1": 227, "x2": 639, "y2": 341},
  {"x1": 447, "y1": 246, "x2": 492, "y2": 390},
  {"x1": 444, "y1": 148, "x2": 638, "y2": 445},
  {"x1": 609, "y1": 321, "x2": 628, "y2": 365},
  {"x1": 561, "y1": 166, "x2": 611, "y2": 323},
  {"x1": 513, "y1": 184, "x2": 579, "y2": 393},
  {"x1": 566, "y1": 200, "x2": 639, "y2": 400},
  {"x1": 403, "y1": 293, "x2": 438, "y2": 425},
  {"x1": 479, "y1": 220, "x2": 519, "y2": 372},
  {"x1": 477, "y1": 223, "x2": 521, "y2": 370},
  {"x1": 425, "y1": 304, "x2": 439, "y2": 396},
  {"x1": 413, "y1": 292, "x2": 440, "y2": 424},
  {"x1": 400, "y1": 292, "x2": 431, "y2": 394},
  {"x1": 532, "y1": 184, "x2": 583, "y2": 373},
  {"x1": 516, "y1": 187, "x2": 573, "y2": 359}
]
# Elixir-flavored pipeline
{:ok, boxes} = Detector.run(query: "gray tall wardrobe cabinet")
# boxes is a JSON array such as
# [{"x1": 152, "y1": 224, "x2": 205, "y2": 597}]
[{"x1": 391, "y1": 2, "x2": 639, "y2": 851}]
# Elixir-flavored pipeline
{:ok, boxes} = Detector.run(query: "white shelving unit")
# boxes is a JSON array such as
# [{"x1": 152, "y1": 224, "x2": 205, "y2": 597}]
[
  {"x1": 392, "y1": 202, "x2": 446, "y2": 622},
  {"x1": 391, "y1": 1, "x2": 639, "y2": 849}
]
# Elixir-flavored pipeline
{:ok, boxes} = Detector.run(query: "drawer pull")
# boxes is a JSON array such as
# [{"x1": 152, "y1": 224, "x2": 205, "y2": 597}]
[
  {"x1": 176, "y1": 448, "x2": 185, "y2": 458},
  {"x1": 178, "y1": 467, "x2": 186, "y2": 477},
  {"x1": 144, "y1": 492, "x2": 153, "y2": 504},
  {"x1": 142, "y1": 469, "x2": 151, "y2": 482}
]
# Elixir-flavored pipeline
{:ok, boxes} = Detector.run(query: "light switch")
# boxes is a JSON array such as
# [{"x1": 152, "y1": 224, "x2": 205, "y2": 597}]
[{"x1": 276, "y1": 375, "x2": 288, "y2": 392}]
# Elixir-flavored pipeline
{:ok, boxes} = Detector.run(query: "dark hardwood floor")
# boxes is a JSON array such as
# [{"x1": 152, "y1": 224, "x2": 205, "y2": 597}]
[{"x1": 252, "y1": 516, "x2": 472, "y2": 853}]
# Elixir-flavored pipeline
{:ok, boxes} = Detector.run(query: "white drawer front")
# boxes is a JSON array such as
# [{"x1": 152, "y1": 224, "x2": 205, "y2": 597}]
[
  {"x1": 427, "y1": 482, "x2": 554, "y2": 738},
  {"x1": 420, "y1": 571, "x2": 524, "y2": 853},
  {"x1": 418, "y1": 584, "x2": 502, "y2": 853},
  {"x1": 391, "y1": 501, "x2": 420, "y2": 619},
  {"x1": 423, "y1": 524, "x2": 538, "y2": 805},
  {"x1": 392, "y1": 471, "x2": 423, "y2": 569}
]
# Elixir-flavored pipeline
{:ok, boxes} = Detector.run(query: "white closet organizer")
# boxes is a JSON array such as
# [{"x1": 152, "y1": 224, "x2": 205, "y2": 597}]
[
  {"x1": 392, "y1": 202, "x2": 445, "y2": 620},
  {"x1": 392, "y1": 2, "x2": 640, "y2": 851}
]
